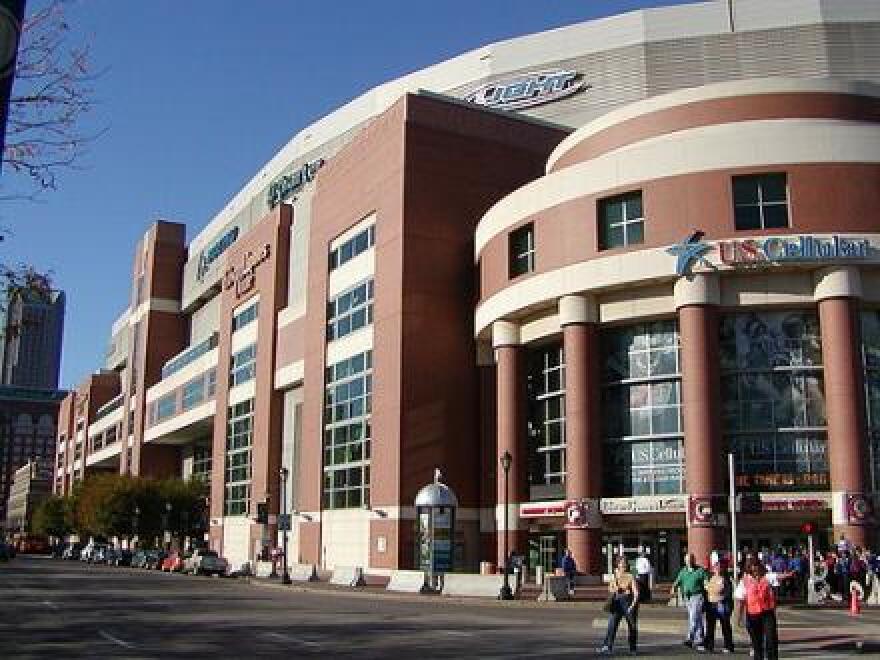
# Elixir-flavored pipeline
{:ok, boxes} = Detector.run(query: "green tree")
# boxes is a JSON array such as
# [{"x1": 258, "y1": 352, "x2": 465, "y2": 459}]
[{"x1": 31, "y1": 494, "x2": 70, "y2": 538}]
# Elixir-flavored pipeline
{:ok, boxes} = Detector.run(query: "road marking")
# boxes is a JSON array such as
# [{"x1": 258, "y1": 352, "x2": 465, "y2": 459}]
[
  {"x1": 42, "y1": 600, "x2": 59, "y2": 610},
  {"x1": 99, "y1": 630, "x2": 137, "y2": 649},
  {"x1": 262, "y1": 632, "x2": 322, "y2": 648}
]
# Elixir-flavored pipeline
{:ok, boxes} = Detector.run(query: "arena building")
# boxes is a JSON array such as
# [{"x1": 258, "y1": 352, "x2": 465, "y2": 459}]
[{"x1": 55, "y1": 0, "x2": 880, "y2": 578}]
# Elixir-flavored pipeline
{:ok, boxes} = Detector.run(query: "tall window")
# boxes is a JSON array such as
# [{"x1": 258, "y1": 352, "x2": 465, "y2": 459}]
[
  {"x1": 232, "y1": 301, "x2": 259, "y2": 332},
  {"x1": 182, "y1": 375, "x2": 206, "y2": 411},
  {"x1": 861, "y1": 311, "x2": 880, "y2": 493},
  {"x1": 327, "y1": 279, "x2": 374, "y2": 341},
  {"x1": 230, "y1": 344, "x2": 256, "y2": 386},
  {"x1": 156, "y1": 392, "x2": 177, "y2": 422},
  {"x1": 224, "y1": 400, "x2": 253, "y2": 516},
  {"x1": 601, "y1": 321, "x2": 684, "y2": 496},
  {"x1": 527, "y1": 344, "x2": 566, "y2": 499},
  {"x1": 192, "y1": 444, "x2": 212, "y2": 483},
  {"x1": 323, "y1": 351, "x2": 372, "y2": 509},
  {"x1": 732, "y1": 173, "x2": 788, "y2": 230},
  {"x1": 720, "y1": 311, "x2": 827, "y2": 492},
  {"x1": 509, "y1": 224, "x2": 535, "y2": 278},
  {"x1": 599, "y1": 191, "x2": 643, "y2": 250}
]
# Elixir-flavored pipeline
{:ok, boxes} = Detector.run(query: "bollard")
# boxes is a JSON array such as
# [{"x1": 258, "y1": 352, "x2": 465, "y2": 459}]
[{"x1": 850, "y1": 581, "x2": 864, "y2": 617}]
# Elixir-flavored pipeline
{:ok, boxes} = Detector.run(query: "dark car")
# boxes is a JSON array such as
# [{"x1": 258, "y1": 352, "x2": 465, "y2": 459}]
[
  {"x1": 144, "y1": 549, "x2": 167, "y2": 570},
  {"x1": 114, "y1": 549, "x2": 133, "y2": 567},
  {"x1": 131, "y1": 550, "x2": 148, "y2": 569}
]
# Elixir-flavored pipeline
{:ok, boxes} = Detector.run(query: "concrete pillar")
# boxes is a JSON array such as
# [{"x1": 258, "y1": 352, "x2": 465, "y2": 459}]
[
  {"x1": 560, "y1": 295, "x2": 603, "y2": 576},
  {"x1": 493, "y1": 321, "x2": 527, "y2": 567},
  {"x1": 815, "y1": 267, "x2": 871, "y2": 548},
  {"x1": 675, "y1": 275, "x2": 726, "y2": 566}
]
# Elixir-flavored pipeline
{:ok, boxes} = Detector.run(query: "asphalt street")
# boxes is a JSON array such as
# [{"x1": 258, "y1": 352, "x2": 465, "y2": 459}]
[{"x1": 1, "y1": 556, "x2": 878, "y2": 659}]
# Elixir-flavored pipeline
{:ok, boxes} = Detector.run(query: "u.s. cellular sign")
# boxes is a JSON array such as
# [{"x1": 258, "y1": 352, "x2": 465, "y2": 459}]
[{"x1": 463, "y1": 70, "x2": 587, "y2": 111}]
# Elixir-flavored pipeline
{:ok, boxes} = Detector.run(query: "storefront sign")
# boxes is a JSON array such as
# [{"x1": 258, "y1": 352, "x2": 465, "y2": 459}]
[
  {"x1": 224, "y1": 243, "x2": 271, "y2": 297},
  {"x1": 669, "y1": 231, "x2": 873, "y2": 275},
  {"x1": 197, "y1": 226, "x2": 240, "y2": 280},
  {"x1": 520, "y1": 501, "x2": 566, "y2": 518},
  {"x1": 267, "y1": 159, "x2": 324, "y2": 209},
  {"x1": 601, "y1": 495, "x2": 687, "y2": 515},
  {"x1": 564, "y1": 499, "x2": 601, "y2": 529},
  {"x1": 846, "y1": 493, "x2": 875, "y2": 525},
  {"x1": 463, "y1": 70, "x2": 587, "y2": 111},
  {"x1": 759, "y1": 496, "x2": 828, "y2": 512}
]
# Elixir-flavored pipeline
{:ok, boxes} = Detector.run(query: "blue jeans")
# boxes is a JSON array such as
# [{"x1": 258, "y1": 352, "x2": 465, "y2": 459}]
[
  {"x1": 603, "y1": 593, "x2": 638, "y2": 651},
  {"x1": 685, "y1": 593, "x2": 705, "y2": 645}
]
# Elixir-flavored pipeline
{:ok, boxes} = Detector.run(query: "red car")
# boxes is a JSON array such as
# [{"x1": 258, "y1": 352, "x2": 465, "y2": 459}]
[{"x1": 161, "y1": 552, "x2": 185, "y2": 572}]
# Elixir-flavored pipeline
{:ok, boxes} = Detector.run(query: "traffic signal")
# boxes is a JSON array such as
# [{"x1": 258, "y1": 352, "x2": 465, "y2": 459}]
[
  {"x1": 256, "y1": 502, "x2": 269, "y2": 524},
  {"x1": 801, "y1": 522, "x2": 815, "y2": 535}
]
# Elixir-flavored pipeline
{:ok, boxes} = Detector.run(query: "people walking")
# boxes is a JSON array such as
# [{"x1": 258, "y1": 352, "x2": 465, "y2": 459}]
[
  {"x1": 635, "y1": 551, "x2": 652, "y2": 603},
  {"x1": 561, "y1": 548, "x2": 577, "y2": 597},
  {"x1": 738, "y1": 560, "x2": 779, "y2": 660},
  {"x1": 705, "y1": 560, "x2": 735, "y2": 654},
  {"x1": 598, "y1": 556, "x2": 640, "y2": 655},
  {"x1": 671, "y1": 553, "x2": 709, "y2": 652}
]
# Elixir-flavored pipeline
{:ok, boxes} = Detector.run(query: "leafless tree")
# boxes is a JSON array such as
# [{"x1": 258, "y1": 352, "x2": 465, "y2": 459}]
[{"x1": 2, "y1": 0, "x2": 101, "y2": 199}]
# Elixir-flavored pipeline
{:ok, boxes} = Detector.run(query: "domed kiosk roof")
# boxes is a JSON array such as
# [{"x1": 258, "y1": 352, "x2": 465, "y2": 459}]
[{"x1": 414, "y1": 481, "x2": 459, "y2": 508}]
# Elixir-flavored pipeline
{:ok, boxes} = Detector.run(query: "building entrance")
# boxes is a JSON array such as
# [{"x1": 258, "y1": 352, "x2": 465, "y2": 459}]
[
  {"x1": 528, "y1": 532, "x2": 563, "y2": 575},
  {"x1": 602, "y1": 530, "x2": 684, "y2": 580}
]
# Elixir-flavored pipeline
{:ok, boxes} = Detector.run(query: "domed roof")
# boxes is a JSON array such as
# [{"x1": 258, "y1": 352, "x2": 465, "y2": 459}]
[{"x1": 414, "y1": 481, "x2": 459, "y2": 508}]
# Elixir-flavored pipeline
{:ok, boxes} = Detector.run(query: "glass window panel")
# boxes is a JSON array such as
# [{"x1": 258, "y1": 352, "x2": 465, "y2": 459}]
[
  {"x1": 625, "y1": 194, "x2": 643, "y2": 221},
  {"x1": 735, "y1": 205, "x2": 761, "y2": 230},
  {"x1": 762, "y1": 204, "x2": 788, "y2": 229},
  {"x1": 625, "y1": 220, "x2": 644, "y2": 245},
  {"x1": 761, "y1": 174, "x2": 787, "y2": 203},
  {"x1": 733, "y1": 177, "x2": 759, "y2": 205},
  {"x1": 603, "y1": 224, "x2": 625, "y2": 249}
]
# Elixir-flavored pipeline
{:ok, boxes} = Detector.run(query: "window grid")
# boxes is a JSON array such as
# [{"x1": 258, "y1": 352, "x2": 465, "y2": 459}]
[
  {"x1": 230, "y1": 344, "x2": 256, "y2": 387},
  {"x1": 527, "y1": 345, "x2": 566, "y2": 489},
  {"x1": 327, "y1": 279, "x2": 374, "y2": 341},
  {"x1": 182, "y1": 375, "x2": 206, "y2": 411},
  {"x1": 601, "y1": 320, "x2": 684, "y2": 496},
  {"x1": 192, "y1": 445, "x2": 212, "y2": 483},
  {"x1": 156, "y1": 392, "x2": 177, "y2": 423},
  {"x1": 599, "y1": 191, "x2": 644, "y2": 250},
  {"x1": 720, "y1": 311, "x2": 828, "y2": 492},
  {"x1": 323, "y1": 351, "x2": 372, "y2": 509},
  {"x1": 224, "y1": 399, "x2": 253, "y2": 516},
  {"x1": 732, "y1": 173, "x2": 789, "y2": 230},
  {"x1": 509, "y1": 224, "x2": 535, "y2": 278},
  {"x1": 329, "y1": 225, "x2": 376, "y2": 271}
]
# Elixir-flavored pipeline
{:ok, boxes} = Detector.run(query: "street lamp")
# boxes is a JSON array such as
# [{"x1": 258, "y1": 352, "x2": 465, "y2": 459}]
[
  {"x1": 280, "y1": 467, "x2": 291, "y2": 585},
  {"x1": 164, "y1": 502, "x2": 172, "y2": 552},
  {"x1": 499, "y1": 450, "x2": 514, "y2": 600},
  {"x1": 132, "y1": 506, "x2": 140, "y2": 550}
]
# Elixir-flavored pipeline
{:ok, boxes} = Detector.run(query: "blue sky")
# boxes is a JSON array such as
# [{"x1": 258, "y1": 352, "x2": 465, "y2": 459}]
[{"x1": 3, "y1": 0, "x2": 691, "y2": 388}]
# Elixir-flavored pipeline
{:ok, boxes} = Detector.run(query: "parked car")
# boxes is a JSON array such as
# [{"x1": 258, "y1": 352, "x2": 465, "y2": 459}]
[
  {"x1": 161, "y1": 552, "x2": 185, "y2": 573},
  {"x1": 81, "y1": 542, "x2": 108, "y2": 563},
  {"x1": 61, "y1": 543, "x2": 82, "y2": 560},
  {"x1": 144, "y1": 549, "x2": 167, "y2": 570},
  {"x1": 113, "y1": 549, "x2": 133, "y2": 567},
  {"x1": 184, "y1": 549, "x2": 229, "y2": 576},
  {"x1": 96, "y1": 546, "x2": 118, "y2": 564},
  {"x1": 131, "y1": 549, "x2": 148, "y2": 569}
]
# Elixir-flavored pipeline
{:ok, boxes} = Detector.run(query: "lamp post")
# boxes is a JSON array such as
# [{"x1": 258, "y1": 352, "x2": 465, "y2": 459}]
[
  {"x1": 280, "y1": 467, "x2": 291, "y2": 584},
  {"x1": 132, "y1": 506, "x2": 140, "y2": 551},
  {"x1": 164, "y1": 501, "x2": 172, "y2": 552},
  {"x1": 499, "y1": 450, "x2": 514, "y2": 600}
]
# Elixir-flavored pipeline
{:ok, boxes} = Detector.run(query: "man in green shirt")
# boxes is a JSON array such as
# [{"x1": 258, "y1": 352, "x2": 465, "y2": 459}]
[{"x1": 671, "y1": 553, "x2": 710, "y2": 651}]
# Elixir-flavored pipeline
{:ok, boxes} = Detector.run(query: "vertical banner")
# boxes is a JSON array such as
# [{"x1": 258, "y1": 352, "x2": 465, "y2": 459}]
[{"x1": 0, "y1": 0, "x2": 26, "y2": 171}]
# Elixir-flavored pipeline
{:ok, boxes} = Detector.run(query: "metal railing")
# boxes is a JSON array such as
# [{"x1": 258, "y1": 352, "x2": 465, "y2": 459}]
[{"x1": 160, "y1": 332, "x2": 219, "y2": 379}]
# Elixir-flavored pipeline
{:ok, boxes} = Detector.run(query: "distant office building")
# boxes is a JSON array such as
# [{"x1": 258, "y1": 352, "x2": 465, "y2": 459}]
[
  {"x1": 1, "y1": 288, "x2": 65, "y2": 390},
  {"x1": 5, "y1": 460, "x2": 52, "y2": 533},
  {"x1": 0, "y1": 386, "x2": 64, "y2": 529}
]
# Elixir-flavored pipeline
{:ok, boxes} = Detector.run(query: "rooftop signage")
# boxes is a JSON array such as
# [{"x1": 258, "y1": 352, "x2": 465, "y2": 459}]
[
  {"x1": 267, "y1": 159, "x2": 324, "y2": 209},
  {"x1": 464, "y1": 70, "x2": 587, "y2": 111},
  {"x1": 668, "y1": 231, "x2": 873, "y2": 276},
  {"x1": 197, "y1": 226, "x2": 239, "y2": 281}
]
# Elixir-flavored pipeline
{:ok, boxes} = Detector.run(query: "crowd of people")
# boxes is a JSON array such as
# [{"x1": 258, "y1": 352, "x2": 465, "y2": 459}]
[{"x1": 595, "y1": 536, "x2": 880, "y2": 657}]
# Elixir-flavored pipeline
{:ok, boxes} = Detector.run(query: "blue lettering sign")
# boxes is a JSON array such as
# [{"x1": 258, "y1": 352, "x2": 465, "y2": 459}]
[
  {"x1": 464, "y1": 70, "x2": 587, "y2": 111},
  {"x1": 197, "y1": 226, "x2": 240, "y2": 280},
  {"x1": 267, "y1": 158, "x2": 325, "y2": 208}
]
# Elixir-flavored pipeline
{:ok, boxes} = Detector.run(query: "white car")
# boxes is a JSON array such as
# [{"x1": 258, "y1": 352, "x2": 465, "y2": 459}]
[{"x1": 81, "y1": 542, "x2": 108, "y2": 563}]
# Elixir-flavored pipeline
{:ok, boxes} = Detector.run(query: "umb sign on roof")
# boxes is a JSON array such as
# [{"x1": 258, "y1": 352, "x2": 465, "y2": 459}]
[{"x1": 464, "y1": 70, "x2": 587, "y2": 111}]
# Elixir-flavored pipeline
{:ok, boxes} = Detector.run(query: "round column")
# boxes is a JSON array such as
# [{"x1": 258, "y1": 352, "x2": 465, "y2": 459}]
[
  {"x1": 675, "y1": 275, "x2": 727, "y2": 566},
  {"x1": 560, "y1": 295, "x2": 603, "y2": 576},
  {"x1": 815, "y1": 267, "x2": 871, "y2": 548},
  {"x1": 493, "y1": 321, "x2": 527, "y2": 568}
]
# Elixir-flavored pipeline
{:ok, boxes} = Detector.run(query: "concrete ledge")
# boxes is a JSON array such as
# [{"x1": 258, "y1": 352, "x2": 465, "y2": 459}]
[
  {"x1": 330, "y1": 565, "x2": 366, "y2": 587},
  {"x1": 442, "y1": 573, "x2": 505, "y2": 598},
  {"x1": 386, "y1": 569, "x2": 428, "y2": 593},
  {"x1": 537, "y1": 575, "x2": 570, "y2": 601},
  {"x1": 290, "y1": 563, "x2": 320, "y2": 582}
]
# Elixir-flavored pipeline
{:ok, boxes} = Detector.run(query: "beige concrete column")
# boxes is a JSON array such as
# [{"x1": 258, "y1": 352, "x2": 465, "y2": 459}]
[
  {"x1": 815, "y1": 267, "x2": 871, "y2": 548},
  {"x1": 560, "y1": 295, "x2": 603, "y2": 576},
  {"x1": 675, "y1": 275, "x2": 726, "y2": 566},
  {"x1": 493, "y1": 321, "x2": 527, "y2": 568}
]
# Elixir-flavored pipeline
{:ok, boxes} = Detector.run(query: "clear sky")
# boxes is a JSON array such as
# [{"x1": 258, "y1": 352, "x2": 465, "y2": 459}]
[{"x1": 3, "y1": 0, "x2": 693, "y2": 389}]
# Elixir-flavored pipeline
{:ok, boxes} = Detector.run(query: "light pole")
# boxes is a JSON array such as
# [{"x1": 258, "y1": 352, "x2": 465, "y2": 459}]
[
  {"x1": 164, "y1": 502, "x2": 172, "y2": 552},
  {"x1": 280, "y1": 467, "x2": 291, "y2": 585},
  {"x1": 499, "y1": 450, "x2": 514, "y2": 600},
  {"x1": 132, "y1": 506, "x2": 140, "y2": 550}
]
